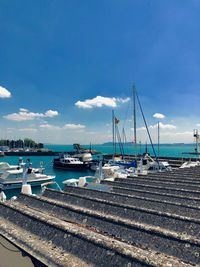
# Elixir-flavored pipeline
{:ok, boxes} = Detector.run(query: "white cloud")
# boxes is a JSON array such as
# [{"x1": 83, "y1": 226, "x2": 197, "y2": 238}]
[
  {"x1": 63, "y1": 124, "x2": 85, "y2": 129},
  {"x1": 117, "y1": 97, "x2": 130, "y2": 104},
  {"x1": 40, "y1": 123, "x2": 86, "y2": 130},
  {"x1": 196, "y1": 123, "x2": 200, "y2": 127},
  {"x1": 136, "y1": 127, "x2": 146, "y2": 131},
  {"x1": 4, "y1": 108, "x2": 59, "y2": 121},
  {"x1": 150, "y1": 122, "x2": 176, "y2": 129},
  {"x1": 75, "y1": 96, "x2": 130, "y2": 109},
  {"x1": 161, "y1": 131, "x2": 191, "y2": 137},
  {"x1": 39, "y1": 124, "x2": 61, "y2": 130},
  {"x1": 0, "y1": 85, "x2": 11, "y2": 98},
  {"x1": 136, "y1": 122, "x2": 176, "y2": 131},
  {"x1": 45, "y1": 110, "x2": 59, "y2": 117},
  {"x1": 19, "y1": 108, "x2": 28, "y2": 112},
  {"x1": 19, "y1": 128, "x2": 38, "y2": 132},
  {"x1": 153, "y1": 113, "x2": 165, "y2": 119}
]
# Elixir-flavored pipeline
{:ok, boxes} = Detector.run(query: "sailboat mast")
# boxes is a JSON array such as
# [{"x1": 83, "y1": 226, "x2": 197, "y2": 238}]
[
  {"x1": 112, "y1": 110, "x2": 115, "y2": 159},
  {"x1": 135, "y1": 90, "x2": 158, "y2": 161},
  {"x1": 158, "y1": 121, "x2": 160, "y2": 157},
  {"x1": 133, "y1": 85, "x2": 137, "y2": 144}
]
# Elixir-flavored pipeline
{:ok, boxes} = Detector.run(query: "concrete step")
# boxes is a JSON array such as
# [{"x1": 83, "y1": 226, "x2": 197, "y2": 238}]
[
  {"x1": 0, "y1": 217, "x2": 87, "y2": 267},
  {"x1": 133, "y1": 174, "x2": 200, "y2": 183},
  {"x1": 46, "y1": 188, "x2": 200, "y2": 234},
  {"x1": 144, "y1": 172, "x2": 200, "y2": 180},
  {"x1": 16, "y1": 192, "x2": 200, "y2": 265},
  {"x1": 128, "y1": 176, "x2": 200, "y2": 185},
  {"x1": 1, "y1": 201, "x2": 192, "y2": 267},
  {"x1": 110, "y1": 184, "x2": 200, "y2": 206},
  {"x1": 114, "y1": 177, "x2": 200, "y2": 191},
  {"x1": 64, "y1": 184, "x2": 200, "y2": 208},
  {"x1": 101, "y1": 180, "x2": 200, "y2": 197}
]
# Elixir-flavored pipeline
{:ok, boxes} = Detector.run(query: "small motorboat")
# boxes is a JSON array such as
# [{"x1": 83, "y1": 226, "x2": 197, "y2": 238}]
[
  {"x1": 53, "y1": 154, "x2": 90, "y2": 170},
  {"x1": 0, "y1": 168, "x2": 55, "y2": 190}
]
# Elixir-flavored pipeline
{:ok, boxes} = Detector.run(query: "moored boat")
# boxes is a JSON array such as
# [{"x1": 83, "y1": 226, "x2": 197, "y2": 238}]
[
  {"x1": 0, "y1": 168, "x2": 55, "y2": 190},
  {"x1": 53, "y1": 154, "x2": 90, "y2": 170}
]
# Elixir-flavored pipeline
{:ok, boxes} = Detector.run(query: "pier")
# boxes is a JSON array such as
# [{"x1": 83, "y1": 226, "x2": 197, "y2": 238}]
[{"x1": 1, "y1": 166, "x2": 200, "y2": 266}]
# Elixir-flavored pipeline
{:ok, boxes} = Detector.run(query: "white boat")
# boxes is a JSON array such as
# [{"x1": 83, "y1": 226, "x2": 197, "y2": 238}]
[
  {"x1": 0, "y1": 162, "x2": 21, "y2": 171},
  {"x1": 72, "y1": 152, "x2": 93, "y2": 162},
  {"x1": 63, "y1": 161, "x2": 112, "y2": 192},
  {"x1": 136, "y1": 154, "x2": 172, "y2": 174},
  {"x1": 53, "y1": 154, "x2": 90, "y2": 170},
  {"x1": 0, "y1": 168, "x2": 55, "y2": 190},
  {"x1": 179, "y1": 161, "x2": 200, "y2": 168}
]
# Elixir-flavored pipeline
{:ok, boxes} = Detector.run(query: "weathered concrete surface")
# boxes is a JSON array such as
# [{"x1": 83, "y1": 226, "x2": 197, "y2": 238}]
[
  {"x1": 114, "y1": 177, "x2": 200, "y2": 191},
  {"x1": 102, "y1": 179, "x2": 200, "y2": 197},
  {"x1": 58, "y1": 188, "x2": 200, "y2": 220},
  {"x1": 15, "y1": 193, "x2": 200, "y2": 264},
  {"x1": 115, "y1": 185, "x2": 200, "y2": 206},
  {"x1": 64, "y1": 184, "x2": 200, "y2": 208},
  {"x1": 127, "y1": 175, "x2": 200, "y2": 184},
  {"x1": 0, "y1": 235, "x2": 34, "y2": 267},
  {"x1": 1, "y1": 201, "x2": 192, "y2": 267},
  {"x1": 1, "y1": 166, "x2": 200, "y2": 266},
  {"x1": 65, "y1": 186, "x2": 200, "y2": 211}
]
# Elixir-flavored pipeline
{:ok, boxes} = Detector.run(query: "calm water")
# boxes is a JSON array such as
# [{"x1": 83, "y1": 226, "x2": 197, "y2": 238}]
[{"x1": 3, "y1": 143, "x2": 199, "y2": 199}]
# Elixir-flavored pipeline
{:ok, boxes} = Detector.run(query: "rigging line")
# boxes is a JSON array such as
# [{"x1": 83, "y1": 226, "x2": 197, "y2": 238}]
[
  {"x1": 133, "y1": 85, "x2": 137, "y2": 144},
  {"x1": 122, "y1": 97, "x2": 131, "y2": 129},
  {"x1": 0, "y1": 240, "x2": 21, "y2": 253},
  {"x1": 135, "y1": 90, "x2": 158, "y2": 161},
  {"x1": 116, "y1": 126, "x2": 125, "y2": 157}
]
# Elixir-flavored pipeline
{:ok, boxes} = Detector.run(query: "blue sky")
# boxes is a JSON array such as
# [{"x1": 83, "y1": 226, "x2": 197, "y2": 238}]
[{"x1": 0, "y1": 0, "x2": 200, "y2": 144}]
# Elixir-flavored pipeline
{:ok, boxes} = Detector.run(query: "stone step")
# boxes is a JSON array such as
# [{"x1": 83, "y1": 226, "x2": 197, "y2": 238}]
[
  {"x1": 129, "y1": 176, "x2": 200, "y2": 185},
  {"x1": 134, "y1": 174, "x2": 200, "y2": 183},
  {"x1": 101, "y1": 180, "x2": 200, "y2": 197},
  {"x1": 1, "y1": 201, "x2": 192, "y2": 267},
  {"x1": 46, "y1": 188, "x2": 200, "y2": 232},
  {"x1": 16, "y1": 193, "x2": 200, "y2": 265},
  {"x1": 110, "y1": 184, "x2": 200, "y2": 206},
  {"x1": 64, "y1": 184, "x2": 200, "y2": 208},
  {"x1": 144, "y1": 172, "x2": 200, "y2": 180},
  {"x1": 114, "y1": 177, "x2": 200, "y2": 191},
  {"x1": 0, "y1": 217, "x2": 87, "y2": 267}
]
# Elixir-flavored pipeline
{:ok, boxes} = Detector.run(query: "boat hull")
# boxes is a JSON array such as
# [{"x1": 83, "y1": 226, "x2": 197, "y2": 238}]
[
  {"x1": 0, "y1": 176, "x2": 55, "y2": 190},
  {"x1": 53, "y1": 161, "x2": 90, "y2": 170}
]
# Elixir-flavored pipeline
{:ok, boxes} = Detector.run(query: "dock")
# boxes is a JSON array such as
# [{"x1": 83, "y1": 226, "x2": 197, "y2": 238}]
[{"x1": 1, "y1": 166, "x2": 200, "y2": 266}]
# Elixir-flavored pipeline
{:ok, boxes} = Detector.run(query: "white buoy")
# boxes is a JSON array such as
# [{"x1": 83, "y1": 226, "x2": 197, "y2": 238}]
[{"x1": 21, "y1": 184, "x2": 32, "y2": 195}]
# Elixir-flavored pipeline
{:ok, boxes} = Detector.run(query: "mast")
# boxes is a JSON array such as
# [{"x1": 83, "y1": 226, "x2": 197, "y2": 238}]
[
  {"x1": 193, "y1": 129, "x2": 199, "y2": 154},
  {"x1": 158, "y1": 121, "x2": 160, "y2": 157},
  {"x1": 112, "y1": 110, "x2": 116, "y2": 159},
  {"x1": 133, "y1": 85, "x2": 137, "y2": 144},
  {"x1": 135, "y1": 90, "x2": 158, "y2": 161}
]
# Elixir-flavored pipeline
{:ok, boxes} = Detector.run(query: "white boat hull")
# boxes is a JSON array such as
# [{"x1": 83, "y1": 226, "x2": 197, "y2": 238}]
[{"x1": 0, "y1": 176, "x2": 55, "y2": 190}]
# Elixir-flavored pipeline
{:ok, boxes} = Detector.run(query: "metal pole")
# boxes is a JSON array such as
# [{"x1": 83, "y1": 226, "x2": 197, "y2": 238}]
[
  {"x1": 133, "y1": 85, "x2": 137, "y2": 144},
  {"x1": 135, "y1": 90, "x2": 158, "y2": 161},
  {"x1": 112, "y1": 110, "x2": 115, "y2": 160},
  {"x1": 158, "y1": 121, "x2": 160, "y2": 157}
]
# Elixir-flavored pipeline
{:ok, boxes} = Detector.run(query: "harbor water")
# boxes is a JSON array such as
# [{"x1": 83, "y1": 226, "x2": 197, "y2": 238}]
[{"x1": 2, "y1": 143, "x2": 199, "y2": 199}]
